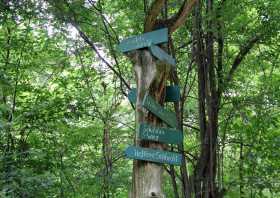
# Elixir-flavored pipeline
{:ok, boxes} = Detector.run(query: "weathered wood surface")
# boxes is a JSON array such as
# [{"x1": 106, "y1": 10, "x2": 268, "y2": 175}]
[{"x1": 128, "y1": 85, "x2": 180, "y2": 104}]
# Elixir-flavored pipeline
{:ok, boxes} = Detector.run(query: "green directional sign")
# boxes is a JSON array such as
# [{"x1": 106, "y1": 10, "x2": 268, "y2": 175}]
[
  {"x1": 118, "y1": 28, "x2": 168, "y2": 53},
  {"x1": 125, "y1": 146, "x2": 182, "y2": 166},
  {"x1": 139, "y1": 123, "x2": 183, "y2": 144},
  {"x1": 142, "y1": 94, "x2": 178, "y2": 128},
  {"x1": 166, "y1": 85, "x2": 180, "y2": 102},
  {"x1": 128, "y1": 86, "x2": 180, "y2": 104},
  {"x1": 149, "y1": 45, "x2": 176, "y2": 66},
  {"x1": 127, "y1": 89, "x2": 137, "y2": 104}
]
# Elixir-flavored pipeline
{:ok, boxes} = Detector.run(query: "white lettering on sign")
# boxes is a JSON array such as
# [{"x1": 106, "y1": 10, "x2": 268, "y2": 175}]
[
  {"x1": 133, "y1": 149, "x2": 179, "y2": 163},
  {"x1": 125, "y1": 37, "x2": 151, "y2": 48},
  {"x1": 142, "y1": 125, "x2": 165, "y2": 141}
]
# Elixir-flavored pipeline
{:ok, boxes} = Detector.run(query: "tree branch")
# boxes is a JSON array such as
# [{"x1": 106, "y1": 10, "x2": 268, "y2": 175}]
[
  {"x1": 168, "y1": 0, "x2": 198, "y2": 33},
  {"x1": 144, "y1": 0, "x2": 165, "y2": 32},
  {"x1": 51, "y1": 0, "x2": 130, "y2": 94},
  {"x1": 70, "y1": 21, "x2": 131, "y2": 92},
  {"x1": 183, "y1": 123, "x2": 200, "y2": 131},
  {"x1": 225, "y1": 34, "x2": 261, "y2": 84}
]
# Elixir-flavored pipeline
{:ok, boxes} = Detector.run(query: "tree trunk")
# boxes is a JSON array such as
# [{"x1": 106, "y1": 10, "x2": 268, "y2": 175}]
[
  {"x1": 103, "y1": 122, "x2": 112, "y2": 198},
  {"x1": 193, "y1": 0, "x2": 220, "y2": 197},
  {"x1": 171, "y1": 62, "x2": 192, "y2": 198},
  {"x1": 169, "y1": 164, "x2": 179, "y2": 198},
  {"x1": 131, "y1": 48, "x2": 170, "y2": 198},
  {"x1": 239, "y1": 139, "x2": 244, "y2": 198}
]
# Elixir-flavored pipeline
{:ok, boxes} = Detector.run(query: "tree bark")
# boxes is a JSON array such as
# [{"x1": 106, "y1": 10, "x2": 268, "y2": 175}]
[
  {"x1": 239, "y1": 139, "x2": 244, "y2": 198},
  {"x1": 193, "y1": 0, "x2": 220, "y2": 197},
  {"x1": 131, "y1": 48, "x2": 170, "y2": 198},
  {"x1": 102, "y1": 122, "x2": 112, "y2": 198},
  {"x1": 169, "y1": 164, "x2": 180, "y2": 198}
]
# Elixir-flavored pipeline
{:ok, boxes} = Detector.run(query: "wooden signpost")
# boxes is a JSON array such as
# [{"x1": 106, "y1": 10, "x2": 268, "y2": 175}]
[
  {"x1": 128, "y1": 85, "x2": 180, "y2": 104},
  {"x1": 125, "y1": 146, "x2": 182, "y2": 166},
  {"x1": 149, "y1": 45, "x2": 176, "y2": 66},
  {"x1": 142, "y1": 94, "x2": 178, "y2": 128},
  {"x1": 118, "y1": 28, "x2": 168, "y2": 53},
  {"x1": 139, "y1": 123, "x2": 183, "y2": 144},
  {"x1": 119, "y1": 28, "x2": 183, "y2": 166}
]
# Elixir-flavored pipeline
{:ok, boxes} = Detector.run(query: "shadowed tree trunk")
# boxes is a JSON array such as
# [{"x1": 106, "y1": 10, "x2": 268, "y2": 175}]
[
  {"x1": 192, "y1": 1, "x2": 221, "y2": 197},
  {"x1": 102, "y1": 122, "x2": 112, "y2": 198},
  {"x1": 239, "y1": 138, "x2": 244, "y2": 198},
  {"x1": 192, "y1": 1, "x2": 262, "y2": 197}
]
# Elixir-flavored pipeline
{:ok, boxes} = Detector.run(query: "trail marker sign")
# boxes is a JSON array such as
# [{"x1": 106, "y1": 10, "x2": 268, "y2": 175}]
[
  {"x1": 165, "y1": 85, "x2": 180, "y2": 102},
  {"x1": 118, "y1": 28, "x2": 168, "y2": 53},
  {"x1": 142, "y1": 94, "x2": 178, "y2": 128},
  {"x1": 125, "y1": 146, "x2": 182, "y2": 166},
  {"x1": 120, "y1": 29, "x2": 182, "y2": 167},
  {"x1": 139, "y1": 123, "x2": 182, "y2": 144},
  {"x1": 149, "y1": 45, "x2": 176, "y2": 66}
]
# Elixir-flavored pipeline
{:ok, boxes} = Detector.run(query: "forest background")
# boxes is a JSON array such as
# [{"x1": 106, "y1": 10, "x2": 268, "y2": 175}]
[{"x1": 0, "y1": 0, "x2": 279, "y2": 197}]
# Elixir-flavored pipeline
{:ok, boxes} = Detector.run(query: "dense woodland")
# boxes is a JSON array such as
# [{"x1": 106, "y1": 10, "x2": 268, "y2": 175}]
[{"x1": 0, "y1": 0, "x2": 279, "y2": 197}]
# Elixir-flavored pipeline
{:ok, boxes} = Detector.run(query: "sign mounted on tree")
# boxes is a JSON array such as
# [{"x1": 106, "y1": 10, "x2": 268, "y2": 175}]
[
  {"x1": 128, "y1": 85, "x2": 180, "y2": 104},
  {"x1": 125, "y1": 146, "x2": 182, "y2": 166},
  {"x1": 118, "y1": 28, "x2": 168, "y2": 52},
  {"x1": 142, "y1": 94, "x2": 178, "y2": 128},
  {"x1": 165, "y1": 85, "x2": 180, "y2": 102},
  {"x1": 149, "y1": 45, "x2": 176, "y2": 66},
  {"x1": 139, "y1": 123, "x2": 183, "y2": 144}
]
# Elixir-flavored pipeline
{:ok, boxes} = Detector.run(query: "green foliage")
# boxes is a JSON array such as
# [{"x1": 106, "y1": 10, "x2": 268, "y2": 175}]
[{"x1": 0, "y1": 0, "x2": 279, "y2": 197}]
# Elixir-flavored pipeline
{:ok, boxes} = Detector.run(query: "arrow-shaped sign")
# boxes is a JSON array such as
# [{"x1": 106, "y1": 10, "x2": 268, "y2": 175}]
[
  {"x1": 142, "y1": 94, "x2": 178, "y2": 128},
  {"x1": 149, "y1": 45, "x2": 176, "y2": 66},
  {"x1": 118, "y1": 28, "x2": 168, "y2": 53}
]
